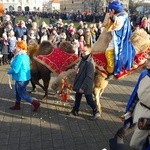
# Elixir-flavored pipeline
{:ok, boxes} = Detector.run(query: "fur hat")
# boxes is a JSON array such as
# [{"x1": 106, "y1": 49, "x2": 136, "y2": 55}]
[{"x1": 16, "y1": 40, "x2": 27, "y2": 50}]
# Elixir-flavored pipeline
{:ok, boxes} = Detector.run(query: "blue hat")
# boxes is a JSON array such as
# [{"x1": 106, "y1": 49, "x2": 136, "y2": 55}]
[{"x1": 108, "y1": 1, "x2": 124, "y2": 13}]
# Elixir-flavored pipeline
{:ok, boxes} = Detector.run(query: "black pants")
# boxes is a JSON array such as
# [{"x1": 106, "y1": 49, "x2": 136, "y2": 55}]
[
  {"x1": 2, "y1": 54, "x2": 8, "y2": 64},
  {"x1": 73, "y1": 92, "x2": 97, "y2": 114}
]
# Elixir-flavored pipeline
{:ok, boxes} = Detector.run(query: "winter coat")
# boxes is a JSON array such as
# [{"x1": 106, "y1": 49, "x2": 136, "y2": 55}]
[
  {"x1": 7, "y1": 51, "x2": 31, "y2": 81},
  {"x1": 8, "y1": 36, "x2": 16, "y2": 53},
  {"x1": 73, "y1": 54, "x2": 95, "y2": 95},
  {"x1": 14, "y1": 26, "x2": 27, "y2": 39}
]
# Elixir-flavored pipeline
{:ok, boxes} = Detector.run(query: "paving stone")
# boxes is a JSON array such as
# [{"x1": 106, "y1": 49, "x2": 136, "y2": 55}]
[
  {"x1": 0, "y1": 65, "x2": 140, "y2": 150},
  {"x1": 19, "y1": 143, "x2": 31, "y2": 150},
  {"x1": 20, "y1": 136, "x2": 31, "y2": 144},
  {"x1": 0, "y1": 145, "x2": 7, "y2": 150},
  {"x1": 7, "y1": 144, "x2": 19, "y2": 150}
]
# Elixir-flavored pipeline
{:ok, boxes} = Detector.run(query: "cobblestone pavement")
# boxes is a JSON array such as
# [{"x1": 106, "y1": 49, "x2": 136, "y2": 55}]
[{"x1": 0, "y1": 65, "x2": 141, "y2": 150}]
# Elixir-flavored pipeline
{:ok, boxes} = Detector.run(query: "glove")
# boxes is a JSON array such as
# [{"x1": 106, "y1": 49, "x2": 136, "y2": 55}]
[
  {"x1": 109, "y1": 15, "x2": 116, "y2": 23},
  {"x1": 124, "y1": 116, "x2": 133, "y2": 127},
  {"x1": 120, "y1": 112, "x2": 133, "y2": 127},
  {"x1": 79, "y1": 88, "x2": 84, "y2": 93}
]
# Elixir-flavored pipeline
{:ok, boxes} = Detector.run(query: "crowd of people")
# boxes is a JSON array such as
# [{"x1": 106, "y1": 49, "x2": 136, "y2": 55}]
[
  {"x1": 0, "y1": 8, "x2": 149, "y2": 66},
  {"x1": 0, "y1": 12, "x2": 104, "y2": 66},
  {"x1": 130, "y1": 13, "x2": 150, "y2": 33}
]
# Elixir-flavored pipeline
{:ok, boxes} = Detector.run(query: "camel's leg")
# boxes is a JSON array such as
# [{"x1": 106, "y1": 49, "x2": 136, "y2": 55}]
[
  {"x1": 93, "y1": 87, "x2": 102, "y2": 115},
  {"x1": 99, "y1": 89, "x2": 104, "y2": 99},
  {"x1": 42, "y1": 75, "x2": 51, "y2": 100},
  {"x1": 29, "y1": 79, "x2": 37, "y2": 93},
  {"x1": 30, "y1": 79, "x2": 49, "y2": 100}
]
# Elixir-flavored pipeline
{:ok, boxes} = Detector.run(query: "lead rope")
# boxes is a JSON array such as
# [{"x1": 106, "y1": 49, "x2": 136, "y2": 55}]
[
  {"x1": 60, "y1": 78, "x2": 72, "y2": 102},
  {"x1": 8, "y1": 75, "x2": 12, "y2": 89}
]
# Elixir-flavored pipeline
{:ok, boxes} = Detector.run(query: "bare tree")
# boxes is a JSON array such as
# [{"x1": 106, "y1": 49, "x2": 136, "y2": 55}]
[{"x1": 83, "y1": 0, "x2": 109, "y2": 13}]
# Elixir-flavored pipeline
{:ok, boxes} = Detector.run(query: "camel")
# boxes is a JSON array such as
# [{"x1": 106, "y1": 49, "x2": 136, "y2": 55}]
[
  {"x1": 27, "y1": 40, "x2": 78, "y2": 100},
  {"x1": 51, "y1": 28, "x2": 150, "y2": 114}
]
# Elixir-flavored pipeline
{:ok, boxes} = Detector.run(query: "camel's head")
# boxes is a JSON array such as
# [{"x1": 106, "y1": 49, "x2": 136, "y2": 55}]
[
  {"x1": 52, "y1": 77, "x2": 72, "y2": 101},
  {"x1": 131, "y1": 28, "x2": 150, "y2": 54},
  {"x1": 51, "y1": 69, "x2": 76, "y2": 98},
  {"x1": 27, "y1": 40, "x2": 39, "y2": 57},
  {"x1": 51, "y1": 77, "x2": 64, "y2": 93}
]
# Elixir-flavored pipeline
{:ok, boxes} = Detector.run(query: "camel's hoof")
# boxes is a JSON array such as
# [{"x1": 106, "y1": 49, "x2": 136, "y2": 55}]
[
  {"x1": 41, "y1": 95, "x2": 48, "y2": 101},
  {"x1": 42, "y1": 98, "x2": 47, "y2": 101},
  {"x1": 28, "y1": 89, "x2": 37, "y2": 93}
]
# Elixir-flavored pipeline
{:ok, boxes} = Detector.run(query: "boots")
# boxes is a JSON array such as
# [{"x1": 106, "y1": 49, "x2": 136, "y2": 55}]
[
  {"x1": 106, "y1": 73, "x2": 114, "y2": 80},
  {"x1": 10, "y1": 102, "x2": 20, "y2": 110},
  {"x1": 32, "y1": 99, "x2": 40, "y2": 111},
  {"x1": 91, "y1": 109, "x2": 101, "y2": 120},
  {"x1": 70, "y1": 108, "x2": 79, "y2": 116}
]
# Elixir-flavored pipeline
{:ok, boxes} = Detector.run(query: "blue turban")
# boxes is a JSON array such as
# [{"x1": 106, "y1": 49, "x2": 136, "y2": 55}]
[{"x1": 108, "y1": 1, "x2": 124, "y2": 13}]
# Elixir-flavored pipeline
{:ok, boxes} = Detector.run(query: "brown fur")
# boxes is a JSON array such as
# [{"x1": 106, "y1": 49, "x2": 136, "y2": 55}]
[
  {"x1": 93, "y1": 71, "x2": 108, "y2": 114},
  {"x1": 34, "y1": 40, "x2": 54, "y2": 56},
  {"x1": 131, "y1": 28, "x2": 150, "y2": 54},
  {"x1": 31, "y1": 41, "x2": 77, "y2": 100},
  {"x1": 51, "y1": 69, "x2": 76, "y2": 93},
  {"x1": 30, "y1": 41, "x2": 54, "y2": 100},
  {"x1": 27, "y1": 40, "x2": 39, "y2": 58},
  {"x1": 59, "y1": 41, "x2": 75, "y2": 54}
]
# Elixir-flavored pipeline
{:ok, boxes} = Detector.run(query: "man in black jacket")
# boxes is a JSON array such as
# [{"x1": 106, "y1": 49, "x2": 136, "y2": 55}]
[{"x1": 71, "y1": 44, "x2": 100, "y2": 119}]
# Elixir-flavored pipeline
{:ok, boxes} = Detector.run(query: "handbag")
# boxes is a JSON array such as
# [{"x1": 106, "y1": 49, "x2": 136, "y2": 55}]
[{"x1": 138, "y1": 118, "x2": 150, "y2": 130}]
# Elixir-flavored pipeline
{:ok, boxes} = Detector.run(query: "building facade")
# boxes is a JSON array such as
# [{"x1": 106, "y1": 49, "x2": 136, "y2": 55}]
[
  {"x1": 60, "y1": 0, "x2": 84, "y2": 12},
  {"x1": 60, "y1": 0, "x2": 107, "y2": 13},
  {"x1": 48, "y1": 0, "x2": 60, "y2": 12},
  {"x1": 0, "y1": 0, "x2": 44, "y2": 11}
]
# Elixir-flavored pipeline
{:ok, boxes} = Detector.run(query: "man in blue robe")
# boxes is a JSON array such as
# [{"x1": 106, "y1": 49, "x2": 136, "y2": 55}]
[{"x1": 105, "y1": 1, "x2": 136, "y2": 79}]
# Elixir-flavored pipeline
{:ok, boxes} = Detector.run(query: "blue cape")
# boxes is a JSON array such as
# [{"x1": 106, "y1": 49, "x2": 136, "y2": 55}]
[
  {"x1": 126, "y1": 69, "x2": 150, "y2": 112},
  {"x1": 113, "y1": 13, "x2": 136, "y2": 75}
]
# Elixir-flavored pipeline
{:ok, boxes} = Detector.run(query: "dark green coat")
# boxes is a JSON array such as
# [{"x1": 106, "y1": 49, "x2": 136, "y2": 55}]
[{"x1": 73, "y1": 54, "x2": 95, "y2": 95}]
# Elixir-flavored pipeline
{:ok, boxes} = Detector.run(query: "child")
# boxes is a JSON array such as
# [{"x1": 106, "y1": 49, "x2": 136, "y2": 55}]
[
  {"x1": 1, "y1": 32, "x2": 9, "y2": 64},
  {"x1": 78, "y1": 35, "x2": 86, "y2": 56},
  {"x1": 8, "y1": 30, "x2": 16, "y2": 61},
  {"x1": 72, "y1": 39, "x2": 80, "y2": 55}
]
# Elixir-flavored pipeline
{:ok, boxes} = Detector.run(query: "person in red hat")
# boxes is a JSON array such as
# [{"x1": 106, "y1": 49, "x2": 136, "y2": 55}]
[{"x1": 7, "y1": 40, "x2": 40, "y2": 111}]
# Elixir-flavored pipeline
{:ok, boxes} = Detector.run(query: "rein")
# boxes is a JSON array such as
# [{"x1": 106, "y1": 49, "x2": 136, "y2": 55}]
[{"x1": 59, "y1": 78, "x2": 72, "y2": 102}]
